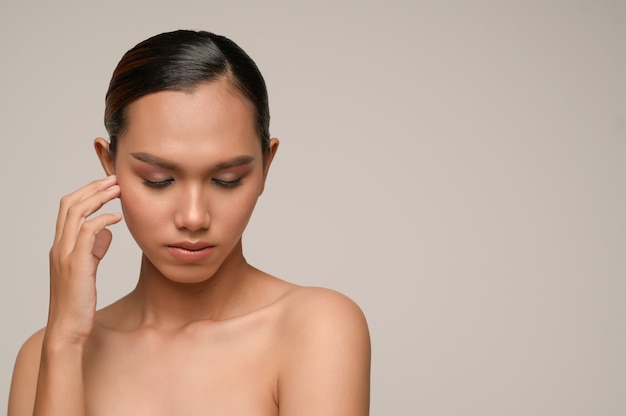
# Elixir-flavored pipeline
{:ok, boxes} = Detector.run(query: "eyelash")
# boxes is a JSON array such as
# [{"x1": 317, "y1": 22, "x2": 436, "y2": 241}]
[
  {"x1": 143, "y1": 179, "x2": 174, "y2": 189},
  {"x1": 212, "y1": 178, "x2": 242, "y2": 189},
  {"x1": 142, "y1": 178, "x2": 242, "y2": 189}
]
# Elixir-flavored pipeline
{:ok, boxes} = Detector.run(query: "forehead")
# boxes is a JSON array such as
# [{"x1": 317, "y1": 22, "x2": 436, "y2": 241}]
[{"x1": 120, "y1": 81, "x2": 260, "y2": 159}]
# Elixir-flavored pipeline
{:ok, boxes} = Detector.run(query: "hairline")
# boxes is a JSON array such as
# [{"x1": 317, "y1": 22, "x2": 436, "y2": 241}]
[{"x1": 109, "y1": 73, "x2": 267, "y2": 156}]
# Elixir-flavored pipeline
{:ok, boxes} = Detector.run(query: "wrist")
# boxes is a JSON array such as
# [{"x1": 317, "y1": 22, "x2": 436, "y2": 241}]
[{"x1": 42, "y1": 326, "x2": 89, "y2": 352}]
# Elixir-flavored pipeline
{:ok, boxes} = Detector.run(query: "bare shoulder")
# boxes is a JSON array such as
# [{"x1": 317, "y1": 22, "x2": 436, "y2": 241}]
[
  {"x1": 8, "y1": 328, "x2": 45, "y2": 416},
  {"x1": 278, "y1": 286, "x2": 369, "y2": 332},
  {"x1": 274, "y1": 287, "x2": 371, "y2": 416},
  {"x1": 276, "y1": 286, "x2": 370, "y2": 359}
]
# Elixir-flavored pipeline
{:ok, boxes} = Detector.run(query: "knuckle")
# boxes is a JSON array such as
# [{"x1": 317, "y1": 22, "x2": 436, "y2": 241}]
[
  {"x1": 59, "y1": 194, "x2": 72, "y2": 210},
  {"x1": 49, "y1": 244, "x2": 63, "y2": 257},
  {"x1": 79, "y1": 220, "x2": 99, "y2": 235},
  {"x1": 66, "y1": 204, "x2": 82, "y2": 218}
]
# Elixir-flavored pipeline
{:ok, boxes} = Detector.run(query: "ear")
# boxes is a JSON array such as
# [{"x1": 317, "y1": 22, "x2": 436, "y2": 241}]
[
  {"x1": 260, "y1": 137, "x2": 279, "y2": 195},
  {"x1": 94, "y1": 137, "x2": 116, "y2": 175}
]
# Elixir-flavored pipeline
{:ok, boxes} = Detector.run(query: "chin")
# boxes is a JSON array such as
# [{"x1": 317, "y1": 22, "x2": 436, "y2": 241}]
[{"x1": 141, "y1": 254, "x2": 222, "y2": 285}]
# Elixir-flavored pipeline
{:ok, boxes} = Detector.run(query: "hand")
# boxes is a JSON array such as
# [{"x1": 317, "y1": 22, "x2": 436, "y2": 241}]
[{"x1": 46, "y1": 175, "x2": 122, "y2": 345}]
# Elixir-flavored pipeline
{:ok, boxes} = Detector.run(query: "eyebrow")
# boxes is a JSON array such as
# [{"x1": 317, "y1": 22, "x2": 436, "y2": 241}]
[{"x1": 130, "y1": 152, "x2": 255, "y2": 171}]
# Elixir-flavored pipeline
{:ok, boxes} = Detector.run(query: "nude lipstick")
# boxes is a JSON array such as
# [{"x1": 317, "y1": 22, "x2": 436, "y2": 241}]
[{"x1": 167, "y1": 241, "x2": 215, "y2": 262}]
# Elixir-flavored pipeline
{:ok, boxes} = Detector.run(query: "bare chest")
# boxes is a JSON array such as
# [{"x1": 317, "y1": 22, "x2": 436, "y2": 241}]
[{"x1": 82, "y1": 320, "x2": 279, "y2": 416}]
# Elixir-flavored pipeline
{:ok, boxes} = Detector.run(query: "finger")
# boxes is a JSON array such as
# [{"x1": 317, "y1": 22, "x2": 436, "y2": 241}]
[
  {"x1": 54, "y1": 176, "x2": 117, "y2": 243},
  {"x1": 92, "y1": 228, "x2": 113, "y2": 261},
  {"x1": 55, "y1": 176, "x2": 117, "y2": 243},
  {"x1": 71, "y1": 212, "x2": 123, "y2": 263},
  {"x1": 55, "y1": 175, "x2": 118, "y2": 243},
  {"x1": 57, "y1": 184, "x2": 121, "y2": 254}
]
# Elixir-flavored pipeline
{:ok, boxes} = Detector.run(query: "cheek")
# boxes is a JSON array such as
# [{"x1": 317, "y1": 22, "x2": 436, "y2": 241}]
[
  {"x1": 213, "y1": 188, "x2": 260, "y2": 230},
  {"x1": 120, "y1": 191, "x2": 145, "y2": 221},
  {"x1": 118, "y1": 176, "x2": 139, "y2": 214},
  {"x1": 117, "y1": 179, "x2": 164, "y2": 235},
  {"x1": 119, "y1": 193, "x2": 149, "y2": 240}
]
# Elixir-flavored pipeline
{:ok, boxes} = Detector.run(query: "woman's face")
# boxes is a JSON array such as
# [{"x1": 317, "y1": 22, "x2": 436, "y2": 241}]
[{"x1": 96, "y1": 81, "x2": 277, "y2": 283}]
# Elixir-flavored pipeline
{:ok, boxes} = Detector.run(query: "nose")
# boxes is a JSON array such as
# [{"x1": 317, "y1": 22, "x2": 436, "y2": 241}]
[{"x1": 173, "y1": 185, "x2": 210, "y2": 232}]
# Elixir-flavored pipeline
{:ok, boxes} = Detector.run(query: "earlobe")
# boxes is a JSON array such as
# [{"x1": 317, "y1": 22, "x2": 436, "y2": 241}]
[{"x1": 94, "y1": 137, "x2": 116, "y2": 176}]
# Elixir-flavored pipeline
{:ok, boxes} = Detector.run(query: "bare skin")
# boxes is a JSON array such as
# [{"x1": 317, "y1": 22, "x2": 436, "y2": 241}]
[{"x1": 8, "y1": 81, "x2": 370, "y2": 416}]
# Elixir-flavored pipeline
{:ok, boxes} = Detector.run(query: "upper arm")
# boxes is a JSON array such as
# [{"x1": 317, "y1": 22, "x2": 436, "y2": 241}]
[
  {"x1": 278, "y1": 289, "x2": 371, "y2": 416},
  {"x1": 8, "y1": 329, "x2": 44, "y2": 416}
]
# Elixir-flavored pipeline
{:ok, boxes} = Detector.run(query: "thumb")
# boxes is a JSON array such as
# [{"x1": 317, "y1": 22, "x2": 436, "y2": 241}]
[{"x1": 92, "y1": 228, "x2": 113, "y2": 261}]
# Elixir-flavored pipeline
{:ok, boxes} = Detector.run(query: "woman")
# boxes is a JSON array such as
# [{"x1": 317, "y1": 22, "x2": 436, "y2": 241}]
[{"x1": 9, "y1": 30, "x2": 370, "y2": 416}]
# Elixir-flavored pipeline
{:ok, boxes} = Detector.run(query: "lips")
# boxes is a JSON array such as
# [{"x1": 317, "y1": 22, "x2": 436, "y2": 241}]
[
  {"x1": 169, "y1": 241, "x2": 213, "y2": 250},
  {"x1": 167, "y1": 241, "x2": 215, "y2": 262}
]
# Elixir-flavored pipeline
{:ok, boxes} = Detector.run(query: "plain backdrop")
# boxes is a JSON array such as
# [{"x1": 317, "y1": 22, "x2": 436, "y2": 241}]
[{"x1": 1, "y1": 1, "x2": 625, "y2": 414}]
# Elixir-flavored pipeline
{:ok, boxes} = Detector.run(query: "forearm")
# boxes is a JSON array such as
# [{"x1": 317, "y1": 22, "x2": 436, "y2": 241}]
[
  {"x1": 33, "y1": 336, "x2": 86, "y2": 416},
  {"x1": 31, "y1": 176, "x2": 122, "y2": 416}
]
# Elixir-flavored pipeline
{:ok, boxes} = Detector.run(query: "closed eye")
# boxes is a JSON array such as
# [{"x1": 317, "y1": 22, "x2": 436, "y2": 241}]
[
  {"x1": 212, "y1": 178, "x2": 242, "y2": 189},
  {"x1": 143, "y1": 178, "x2": 174, "y2": 189}
]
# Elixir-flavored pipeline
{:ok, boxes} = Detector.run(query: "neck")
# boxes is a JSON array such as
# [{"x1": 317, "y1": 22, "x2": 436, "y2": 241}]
[{"x1": 127, "y1": 240, "x2": 255, "y2": 329}]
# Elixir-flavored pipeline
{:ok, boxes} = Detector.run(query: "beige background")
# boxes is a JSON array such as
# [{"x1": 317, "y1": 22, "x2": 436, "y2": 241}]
[{"x1": 1, "y1": 1, "x2": 625, "y2": 414}]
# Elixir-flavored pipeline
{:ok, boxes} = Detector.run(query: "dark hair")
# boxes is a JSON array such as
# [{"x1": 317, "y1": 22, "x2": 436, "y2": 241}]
[{"x1": 104, "y1": 30, "x2": 270, "y2": 155}]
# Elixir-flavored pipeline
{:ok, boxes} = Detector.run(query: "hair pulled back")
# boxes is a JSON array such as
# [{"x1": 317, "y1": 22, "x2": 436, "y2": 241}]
[{"x1": 104, "y1": 30, "x2": 270, "y2": 155}]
